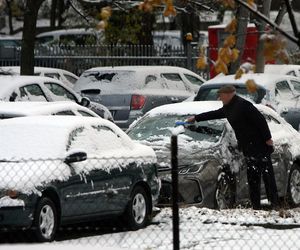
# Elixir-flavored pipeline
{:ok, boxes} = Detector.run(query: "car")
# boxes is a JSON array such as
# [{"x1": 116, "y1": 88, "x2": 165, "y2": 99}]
[
  {"x1": 0, "y1": 66, "x2": 79, "y2": 88},
  {"x1": 0, "y1": 115, "x2": 159, "y2": 241},
  {"x1": 127, "y1": 101, "x2": 300, "y2": 209},
  {"x1": 74, "y1": 66, "x2": 206, "y2": 129},
  {"x1": 35, "y1": 28, "x2": 104, "y2": 46},
  {"x1": 0, "y1": 101, "x2": 99, "y2": 119},
  {"x1": 0, "y1": 75, "x2": 114, "y2": 121},
  {"x1": 194, "y1": 73, "x2": 300, "y2": 131},
  {"x1": 264, "y1": 64, "x2": 300, "y2": 78},
  {"x1": 0, "y1": 35, "x2": 21, "y2": 60}
]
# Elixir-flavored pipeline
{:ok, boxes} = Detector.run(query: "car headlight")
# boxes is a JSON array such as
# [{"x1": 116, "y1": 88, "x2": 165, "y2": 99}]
[{"x1": 179, "y1": 164, "x2": 203, "y2": 174}]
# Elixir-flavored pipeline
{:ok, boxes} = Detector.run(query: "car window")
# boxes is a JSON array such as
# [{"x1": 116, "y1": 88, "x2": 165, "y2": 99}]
[
  {"x1": 36, "y1": 36, "x2": 54, "y2": 45},
  {"x1": 275, "y1": 81, "x2": 293, "y2": 96},
  {"x1": 184, "y1": 74, "x2": 204, "y2": 86},
  {"x1": 290, "y1": 80, "x2": 300, "y2": 93},
  {"x1": 54, "y1": 111, "x2": 76, "y2": 116},
  {"x1": 44, "y1": 73, "x2": 60, "y2": 80},
  {"x1": 64, "y1": 74, "x2": 78, "y2": 84},
  {"x1": 77, "y1": 110, "x2": 95, "y2": 117},
  {"x1": 16, "y1": 84, "x2": 48, "y2": 101},
  {"x1": 161, "y1": 73, "x2": 187, "y2": 90},
  {"x1": 128, "y1": 115, "x2": 224, "y2": 143},
  {"x1": 44, "y1": 82, "x2": 77, "y2": 102},
  {"x1": 68, "y1": 125, "x2": 125, "y2": 155},
  {"x1": 195, "y1": 86, "x2": 266, "y2": 104}
]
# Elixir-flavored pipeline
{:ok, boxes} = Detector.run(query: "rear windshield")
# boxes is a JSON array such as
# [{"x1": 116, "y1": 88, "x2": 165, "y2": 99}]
[
  {"x1": 194, "y1": 85, "x2": 266, "y2": 103},
  {"x1": 80, "y1": 70, "x2": 139, "y2": 90}
]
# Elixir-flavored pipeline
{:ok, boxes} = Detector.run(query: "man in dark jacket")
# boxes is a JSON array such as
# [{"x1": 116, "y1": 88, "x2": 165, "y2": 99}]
[{"x1": 187, "y1": 85, "x2": 279, "y2": 210}]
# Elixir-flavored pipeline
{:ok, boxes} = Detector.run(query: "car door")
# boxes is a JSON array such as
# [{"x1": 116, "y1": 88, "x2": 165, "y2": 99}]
[
  {"x1": 10, "y1": 83, "x2": 48, "y2": 102},
  {"x1": 43, "y1": 82, "x2": 79, "y2": 102},
  {"x1": 275, "y1": 80, "x2": 300, "y2": 130},
  {"x1": 62, "y1": 125, "x2": 133, "y2": 217},
  {"x1": 286, "y1": 79, "x2": 300, "y2": 130}
]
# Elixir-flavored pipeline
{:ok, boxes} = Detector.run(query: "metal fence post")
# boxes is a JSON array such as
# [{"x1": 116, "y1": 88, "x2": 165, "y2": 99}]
[{"x1": 171, "y1": 135, "x2": 179, "y2": 250}]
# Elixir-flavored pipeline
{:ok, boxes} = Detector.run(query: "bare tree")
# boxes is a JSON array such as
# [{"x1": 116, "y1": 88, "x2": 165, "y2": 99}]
[{"x1": 20, "y1": 0, "x2": 45, "y2": 75}]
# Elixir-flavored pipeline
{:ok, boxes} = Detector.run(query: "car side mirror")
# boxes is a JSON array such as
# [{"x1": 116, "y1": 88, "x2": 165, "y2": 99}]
[
  {"x1": 64, "y1": 151, "x2": 87, "y2": 164},
  {"x1": 80, "y1": 97, "x2": 90, "y2": 107}
]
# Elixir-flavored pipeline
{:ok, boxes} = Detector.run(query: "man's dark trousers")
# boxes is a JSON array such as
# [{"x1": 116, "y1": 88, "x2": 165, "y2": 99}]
[{"x1": 246, "y1": 155, "x2": 279, "y2": 210}]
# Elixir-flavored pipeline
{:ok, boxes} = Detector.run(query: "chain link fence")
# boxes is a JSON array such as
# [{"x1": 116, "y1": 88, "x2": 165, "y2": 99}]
[{"x1": 1, "y1": 140, "x2": 300, "y2": 249}]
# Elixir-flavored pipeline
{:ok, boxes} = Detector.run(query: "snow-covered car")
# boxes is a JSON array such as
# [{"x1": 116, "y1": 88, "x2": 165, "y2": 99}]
[
  {"x1": 127, "y1": 101, "x2": 300, "y2": 209},
  {"x1": 264, "y1": 64, "x2": 300, "y2": 78},
  {"x1": 0, "y1": 35, "x2": 21, "y2": 59},
  {"x1": 0, "y1": 101, "x2": 99, "y2": 119},
  {"x1": 0, "y1": 75, "x2": 114, "y2": 121},
  {"x1": 0, "y1": 116, "x2": 159, "y2": 242},
  {"x1": 0, "y1": 66, "x2": 79, "y2": 88},
  {"x1": 194, "y1": 73, "x2": 300, "y2": 131},
  {"x1": 74, "y1": 66, "x2": 205, "y2": 129}
]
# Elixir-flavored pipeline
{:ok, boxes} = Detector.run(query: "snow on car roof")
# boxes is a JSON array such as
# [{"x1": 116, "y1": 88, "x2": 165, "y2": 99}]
[
  {"x1": 0, "y1": 101, "x2": 98, "y2": 117},
  {"x1": 203, "y1": 73, "x2": 299, "y2": 89},
  {"x1": 0, "y1": 75, "x2": 66, "y2": 98},
  {"x1": 264, "y1": 64, "x2": 300, "y2": 75},
  {"x1": 0, "y1": 116, "x2": 156, "y2": 194},
  {"x1": 146, "y1": 101, "x2": 223, "y2": 117},
  {"x1": 0, "y1": 115, "x2": 155, "y2": 160}
]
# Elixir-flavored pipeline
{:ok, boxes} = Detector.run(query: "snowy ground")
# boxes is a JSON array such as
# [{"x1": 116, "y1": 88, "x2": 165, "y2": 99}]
[{"x1": 2, "y1": 206, "x2": 300, "y2": 250}]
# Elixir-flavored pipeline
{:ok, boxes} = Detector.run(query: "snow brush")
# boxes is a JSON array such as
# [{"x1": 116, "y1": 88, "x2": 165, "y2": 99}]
[{"x1": 175, "y1": 121, "x2": 192, "y2": 127}]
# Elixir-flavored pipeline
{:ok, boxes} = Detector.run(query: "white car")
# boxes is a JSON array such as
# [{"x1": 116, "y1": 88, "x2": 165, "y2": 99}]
[
  {"x1": 0, "y1": 75, "x2": 113, "y2": 121},
  {"x1": 0, "y1": 101, "x2": 99, "y2": 119},
  {"x1": 264, "y1": 64, "x2": 300, "y2": 78},
  {"x1": 194, "y1": 73, "x2": 300, "y2": 131},
  {"x1": 74, "y1": 65, "x2": 206, "y2": 129},
  {"x1": 0, "y1": 66, "x2": 79, "y2": 88}
]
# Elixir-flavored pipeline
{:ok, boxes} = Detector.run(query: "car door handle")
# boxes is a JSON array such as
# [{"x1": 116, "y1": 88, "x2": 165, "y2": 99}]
[
  {"x1": 171, "y1": 97, "x2": 179, "y2": 103},
  {"x1": 106, "y1": 189, "x2": 116, "y2": 198}
]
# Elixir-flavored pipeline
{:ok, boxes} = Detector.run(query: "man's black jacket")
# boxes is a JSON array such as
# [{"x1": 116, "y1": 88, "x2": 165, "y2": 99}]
[{"x1": 195, "y1": 95, "x2": 272, "y2": 157}]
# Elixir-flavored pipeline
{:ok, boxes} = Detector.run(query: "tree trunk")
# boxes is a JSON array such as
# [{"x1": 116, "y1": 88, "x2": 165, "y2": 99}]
[
  {"x1": 229, "y1": 1, "x2": 250, "y2": 74},
  {"x1": 255, "y1": 0, "x2": 271, "y2": 73},
  {"x1": 20, "y1": 0, "x2": 45, "y2": 75},
  {"x1": 50, "y1": 0, "x2": 58, "y2": 27},
  {"x1": 57, "y1": 0, "x2": 65, "y2": 27},
  {"x1": 5, "y1": 0, "x2": 14, "y2": 35},
  {"x1": 274, "y1": 0, "x2": 287, "y2": 25}
]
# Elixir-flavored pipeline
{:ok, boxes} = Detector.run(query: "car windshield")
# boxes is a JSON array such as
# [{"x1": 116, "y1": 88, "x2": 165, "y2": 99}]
[
  {"x1": 128, "y1": 115, "x2": 224, "y2": 143},
  {"x1": 195, "y1": 85, "x2": 266, "y2": 103},
  {"x1": 80, "y1": 70, "x2": 139, "y2": 90}
]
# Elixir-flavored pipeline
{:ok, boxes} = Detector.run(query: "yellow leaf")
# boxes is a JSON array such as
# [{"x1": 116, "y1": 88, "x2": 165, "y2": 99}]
[
  {"x1": 235, "y1": 68, "x2": 244, "y2": 79},
  {"x1": 230, "y1": 48, "x2": 239, "y2": 62},
  {"x1": 219, "y1": 47, "x2": 231, "y2": 64},
  {"x1": 247, "y1": 0, "x2": 256, "y2": 8},
  {"x1": 196, "y1": 56, "x2": 207, "y2": 69},
  {"x1": 223, "y1": 35, "x2": 236, "y2": 48},
  {"x1": 225, "y1": 18, "x2": 237, "y2": 34},
  {"x1": 246, "y1": 79, "x2": 258, "y2": 93},
  {"x1": 100, "y1": 7, "x2": 112, "y2": 20},
  {"x1": 215, "y1": 59, "x2": 228, "y2": 75},
  {"x1": 219, "y1": 0, "x2": 235, "y2": 8}
]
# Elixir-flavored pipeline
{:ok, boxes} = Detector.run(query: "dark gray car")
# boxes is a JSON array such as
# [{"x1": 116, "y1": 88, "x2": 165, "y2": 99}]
[
  {"x1": 74, "y1": 66, "x2": 205, "y2": 129},
  {"x1": 127, "y1": 101, "x2": 300, "y2": 209}
]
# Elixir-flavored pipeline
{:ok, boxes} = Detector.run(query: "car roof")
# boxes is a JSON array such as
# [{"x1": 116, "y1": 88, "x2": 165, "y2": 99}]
[
  {"x1": 36, "y1": 28, "x2": 100, "y2": 37},
  {"x1": 202, "y1": 73, "x2": 299, "y2": 89},
  {"x1": 0, "y1": 75, "x2": 70, "y2": 97},
  {"x1": 146, "y1": 101, "x2": 223, "y2": 117},
  {"x1": 0, "y1": 101, "x2": 98, "y2": 117},
  {"x1": 0, "y1": 66, "x2": 78, "y2": 77},
  {"x1": 264, "y1": 64, "x2": 300, "y2": 74}
]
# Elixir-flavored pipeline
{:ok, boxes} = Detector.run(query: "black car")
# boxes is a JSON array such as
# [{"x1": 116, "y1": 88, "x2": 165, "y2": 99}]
[{"x1": 0, "y1": 116, "x2": 159, "y2": 241}]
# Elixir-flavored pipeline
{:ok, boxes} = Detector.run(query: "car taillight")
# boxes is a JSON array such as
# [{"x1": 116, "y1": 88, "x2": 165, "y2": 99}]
[{"x1": 131, "y1": 95, "x2": 146, "y2": 110}]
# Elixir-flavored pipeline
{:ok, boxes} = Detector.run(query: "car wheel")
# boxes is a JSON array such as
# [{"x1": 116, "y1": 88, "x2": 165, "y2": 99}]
[
  {"x1": 287, "y1": 164, "x2": 300, "y2": 207},
  {"x1": 125, "y1": 185, "x2": 150, "y2": 230},
  {"x1": 214, "y1": 172, "x2": 235, "y2": 209},
  {"x1": 33, "y1": 197, "x2": 58, "y2": 242}
]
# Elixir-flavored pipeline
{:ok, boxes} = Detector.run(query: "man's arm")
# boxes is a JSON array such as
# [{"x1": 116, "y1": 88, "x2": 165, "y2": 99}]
[{"x1": 187, "y1": 108, "x2": 226, "y2": 123}]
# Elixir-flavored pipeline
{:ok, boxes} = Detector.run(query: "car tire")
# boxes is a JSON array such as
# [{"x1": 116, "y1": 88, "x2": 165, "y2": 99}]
[
  {"x1": 125, "y1": 185, "x2": 150, "y2": 230},
  {"x1": 33, "y1": 197, "x2": 58, "y2": 242},
  {"x1": 214, "y1": 172, "x2": 235, "y2": 209},
  {"x1": 287, "y1": 164, "x2": 300, "y2": 207}
]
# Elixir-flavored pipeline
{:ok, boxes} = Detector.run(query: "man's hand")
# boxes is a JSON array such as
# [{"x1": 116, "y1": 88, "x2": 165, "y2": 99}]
[
  {"x1": 186, "y1": 116, "x2": 196, "y2": 123},
  {"x1": 266, "y1": 139, "x2": 273, "y2": 146}
]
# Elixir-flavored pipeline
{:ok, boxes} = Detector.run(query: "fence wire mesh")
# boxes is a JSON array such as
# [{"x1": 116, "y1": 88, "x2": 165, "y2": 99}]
[{"x1": 0, "y1": 150, "x2": 300, "y2": 249}]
